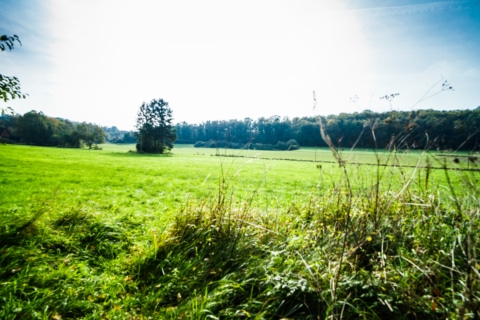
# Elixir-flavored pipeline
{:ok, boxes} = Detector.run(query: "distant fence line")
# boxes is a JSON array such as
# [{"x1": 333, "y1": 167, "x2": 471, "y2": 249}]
[{"x1": 212, "y1": 154, "x2": 480, "y2": 172}]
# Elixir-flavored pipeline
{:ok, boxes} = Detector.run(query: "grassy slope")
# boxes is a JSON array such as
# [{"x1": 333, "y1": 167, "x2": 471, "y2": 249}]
[{"x1": 0, "y1": 144, "x2": 478, "y2": 319}]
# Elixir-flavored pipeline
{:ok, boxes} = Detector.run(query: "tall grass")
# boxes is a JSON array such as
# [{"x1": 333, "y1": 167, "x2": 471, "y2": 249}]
[
  {"x1": 0, "y1": 143, "x2": 478, "y2": 319},
  {"x1": 126, "y1": 147, "x2": 478, "y2": 318}
]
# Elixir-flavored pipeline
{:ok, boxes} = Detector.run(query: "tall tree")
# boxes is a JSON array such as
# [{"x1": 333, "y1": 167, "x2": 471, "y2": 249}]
[
  {"x1": 76, "y1": 122, "x2": 106, "y2": 149},
  {"x1": 16, "y1": 110, "x2": 53, "y2": 145},
  {"x1": 136, "y1": 99, "x2": 177, "y2": 153}
]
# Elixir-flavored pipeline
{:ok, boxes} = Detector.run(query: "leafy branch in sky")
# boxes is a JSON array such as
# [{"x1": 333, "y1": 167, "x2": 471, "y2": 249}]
[
  {"x1": 0, "y1": 34, "x2": 22, "y2": 51},
  {"x1": 1, "y1": 34, "x2": 27, "y2": 116}
]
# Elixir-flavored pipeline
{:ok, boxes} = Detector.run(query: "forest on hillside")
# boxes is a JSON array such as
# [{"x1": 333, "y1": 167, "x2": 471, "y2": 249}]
[
  {"x1": 2, "y1": 108, "x2": 479, "y2": 151},
  {"x1": 0, "y1": 110, "x2": 106, "y2": 149},
  {"x1": 175, "y1": 108, "x2": 480, "y2": 151}
]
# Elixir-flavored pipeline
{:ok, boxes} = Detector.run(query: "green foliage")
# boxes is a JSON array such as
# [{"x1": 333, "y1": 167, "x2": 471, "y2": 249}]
[
  {"x1": 194, "y1": 138, "x2": 300, "y2": 151},
  {"x1": 177, "y1": 108, "x2": 480, "y2": 151},
  {"x1": 16, "y1": 110, "x2": 54, "y2": 145},
  {"x1": 0, "y1": 34, "x2": 22, "y2": 51},
  {"x1": 7, "y1": 110, "x2": 105, "y2": 148},
  {"x1": 0, "y1": 74, "x2": 27, "y2": 104},
  {"x1": 136, "y1": 98, "x2": 177, "y2": 153},
  {"x1": 1, "y1": 34, "x2": 26, "y2": 115},
  {"x1": 76, "y1": 122, "x2": 105, "y2": 149},
  {"x1": 102, "y1": 126, "x2": 136, "y2": 143}
]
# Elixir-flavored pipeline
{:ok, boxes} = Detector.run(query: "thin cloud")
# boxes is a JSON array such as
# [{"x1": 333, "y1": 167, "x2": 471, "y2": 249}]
[{"x1": 346, "y1": 0, "x2": 475, "y2": 18}]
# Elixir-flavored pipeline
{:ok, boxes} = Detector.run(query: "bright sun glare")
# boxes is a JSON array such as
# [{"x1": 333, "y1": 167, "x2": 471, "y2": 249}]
[
  {"x1": 45, "y1": 0, "x2": 373, "y2": 127},
  {"x1": 3, "y1": 0, "x2": 479, "y2": 129}
]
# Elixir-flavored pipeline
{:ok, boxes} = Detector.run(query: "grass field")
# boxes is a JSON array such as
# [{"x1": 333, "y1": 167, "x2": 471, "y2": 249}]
[{"x1": 0, "y1": 144, "x2": 478, "y2": 319}]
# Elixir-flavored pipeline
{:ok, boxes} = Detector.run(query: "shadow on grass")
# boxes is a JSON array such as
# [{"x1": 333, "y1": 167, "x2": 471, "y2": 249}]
[
  {"x1": 0, "y1": 211, "x2": 44, "y2": 248},
  {"x1": 104, "y1": 151, "x2": 175, "y2": 158}
]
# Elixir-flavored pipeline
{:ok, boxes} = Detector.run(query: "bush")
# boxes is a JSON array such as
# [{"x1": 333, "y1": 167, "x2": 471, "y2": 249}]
[
  {"x1": 193, "y1": 139, "x2": 301, "y2": 151},
  {"x1": 287, "y1": 139, "x2": 300, "y2": 150}
]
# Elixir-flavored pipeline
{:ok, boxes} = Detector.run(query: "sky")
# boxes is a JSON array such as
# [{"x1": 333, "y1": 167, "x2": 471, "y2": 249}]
[{"x1": 1, "y1": 0, "x2": 479, "y2": 130}]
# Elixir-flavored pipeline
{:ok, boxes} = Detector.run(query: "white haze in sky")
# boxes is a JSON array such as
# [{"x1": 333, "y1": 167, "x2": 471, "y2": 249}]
[{"x1": 1, "y1": 0, "x2": 479, "y2": 129}]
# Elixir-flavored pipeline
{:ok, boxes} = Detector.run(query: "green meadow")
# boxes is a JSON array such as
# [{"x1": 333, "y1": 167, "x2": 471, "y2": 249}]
[{"x1": 0, "y1": 144, "x2": 478, "y2": 319}]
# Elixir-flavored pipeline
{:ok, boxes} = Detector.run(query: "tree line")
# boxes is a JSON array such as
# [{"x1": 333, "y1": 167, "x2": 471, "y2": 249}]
[
  {"x1": 175, "y1": 108, "x2": 480, "y2": 151},
  {"x1": 3, "y1": 107, "x2": 479, "y2": 151},
  {"x1": 1, "y1": 110, "x2": 105, "y2": 148},
  {"x1": 0, "y1": 98, "x2": 178, "y2": 154}
]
